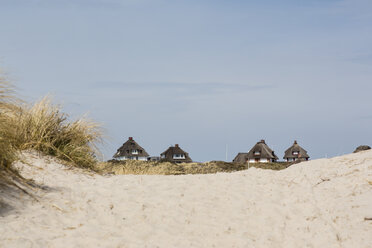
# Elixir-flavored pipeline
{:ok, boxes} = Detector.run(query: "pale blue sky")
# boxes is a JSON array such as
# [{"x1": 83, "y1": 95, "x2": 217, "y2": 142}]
[{"x1": 0, "y1": 0, "x2": 371, "y2": 161}]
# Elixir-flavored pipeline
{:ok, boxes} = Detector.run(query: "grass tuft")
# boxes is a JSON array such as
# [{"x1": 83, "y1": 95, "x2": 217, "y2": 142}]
[
  {"x1": 8, "y1": 96, "x2": 103, "y2": 169},
  {"x1": 0, "y1": 76, "x2": 19, "y2": 181},
  {"x1": 1, "y1": 72, "x2": 103, "y2": 203}
]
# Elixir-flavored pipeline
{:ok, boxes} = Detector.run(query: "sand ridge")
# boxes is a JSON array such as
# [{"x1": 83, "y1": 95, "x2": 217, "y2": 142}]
[{"x1": 1, "y1": 151, "x2": 371, "y2": 247}]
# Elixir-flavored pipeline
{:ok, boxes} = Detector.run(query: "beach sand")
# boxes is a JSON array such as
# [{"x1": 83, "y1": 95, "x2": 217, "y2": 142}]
[{"x1": 1, "y1": 151, "x2": 371, "y2": 248}]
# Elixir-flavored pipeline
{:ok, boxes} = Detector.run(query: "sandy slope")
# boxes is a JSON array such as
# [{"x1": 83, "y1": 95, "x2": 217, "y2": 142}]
[{"x1": 1, "y1": 151, "x2": 371, "y2": 248}]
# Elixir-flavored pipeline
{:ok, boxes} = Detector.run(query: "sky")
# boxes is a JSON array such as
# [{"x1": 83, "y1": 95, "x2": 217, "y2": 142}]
[{"x1": 0, "y1": 0, "x2": 371, "y2": 162}]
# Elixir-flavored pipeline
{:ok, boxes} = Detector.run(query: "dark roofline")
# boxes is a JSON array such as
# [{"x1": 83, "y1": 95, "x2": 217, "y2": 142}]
[
  {"x1": 113, "y1": 137, "x2": 150, "y2": 158},
  {"x1": 161, "y1": 144, "x2": 192, "y2": 163},
  {"x1": 246, "y1": 139, "x2": 278, "y2": 160},
  {"x1": 283, "y1": 140, "x2": 309, "y2": 159}
]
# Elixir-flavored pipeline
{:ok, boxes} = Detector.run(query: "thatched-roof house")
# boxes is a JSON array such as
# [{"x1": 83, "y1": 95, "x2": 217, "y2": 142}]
[
  {"x1": 247, "y1": 139, "x2": 278, "y2": 163},
  {"x1": 160, "y1": 144, "x2": 192, "y2": 163},
  {"x1": 113, "y1": 137, "x2": 149, "y2": 161},
  {"x1": 283, "y1": 140, "x2": 309, "y2": 162},
  {"x1": 233, "y1": 153, "x2": 248, "y2": 163}
]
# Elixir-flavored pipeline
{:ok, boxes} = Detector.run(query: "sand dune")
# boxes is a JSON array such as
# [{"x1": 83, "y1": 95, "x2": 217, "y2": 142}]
[{"x1": 1, "y1": 151, "x2": 372, "y2": 248}]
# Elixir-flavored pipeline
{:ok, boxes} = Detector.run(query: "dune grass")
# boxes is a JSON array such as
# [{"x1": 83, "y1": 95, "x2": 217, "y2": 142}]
[
  {"x1": 0, "y1": 76, "x2": 26, "y2": 192},
  {"x1": 97, "y1": 160, "x2": 292, "y2": 175},
  {"x1": 0, "y1": 71, "x2": 103, "y2": 171},
  {"x1": 1, "y1": 73, "x2": 104, "y2": 205},
  {"x1": 8, "y1": 96, "x2": 103, "y2": 169},
  {"x1": 0, "y1": 79, "x2": 17, "y2": 173},
  {"x1": 249, "y1": 162, "x2": 292, "y2": 170},
  {"x1": 97, "y1": 160, "x2": 247, "y2": 175}
]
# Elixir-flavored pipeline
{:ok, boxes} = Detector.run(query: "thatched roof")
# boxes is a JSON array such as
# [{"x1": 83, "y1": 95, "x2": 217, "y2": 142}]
[
  {"x1": 247, "y1": 140, "x2": 278, "y2": 160},
  {"x1": 233, "y1": 153, "x2": 248, "y2": 163},
  {"x1": 353, "y1": 145, "x2": 371, "y2": 153},
  {"x1": 113, "y1": 137, "x2": 149, "y2": 158},
  {"x1": 283, "y1": 140, "x2": 309, "y2": 159},
  {"x1": 161, "y1": 144, "x2": 192, "y2": 163}
]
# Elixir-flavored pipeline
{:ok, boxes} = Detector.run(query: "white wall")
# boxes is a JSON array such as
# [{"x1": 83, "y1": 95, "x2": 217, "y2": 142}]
[
  {"x1": 116, "y1": 156, "x2": 148, "y2": 161},
  {"x1": 248, "y1": 158, "x2": 270, "y2": 163},
  {"x1": 173, "y1": 155, "x2": 185, "y2": 159}
]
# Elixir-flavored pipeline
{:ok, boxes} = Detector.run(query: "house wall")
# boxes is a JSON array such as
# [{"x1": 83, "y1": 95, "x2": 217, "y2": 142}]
[
  {"x1": 116, "y1": 156, "x2": 148, "y2": 161},
  {"x1": 173, "y1": 154, "x2": 185, "y2": 159},
  {"x1": 248, "y1": 159, "x2": 270, "y2": 163},
  {"x1": 286, "y1": 157, "x2": 309, "y2": 162}
]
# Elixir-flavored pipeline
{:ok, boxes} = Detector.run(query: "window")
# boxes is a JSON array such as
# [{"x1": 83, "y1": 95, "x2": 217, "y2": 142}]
[
  {"x1": 132, "y1": 149, "x2": 138, "y2": 154},
  {"x1": 173, "y1": 154, "x2": 185, "y2": 159},
  {"x1": 292, "y1": 151, "x2": 299, "y2": 155},
  {"x1": 254, "y1": 151, "x2": 260, "y2": 155}
]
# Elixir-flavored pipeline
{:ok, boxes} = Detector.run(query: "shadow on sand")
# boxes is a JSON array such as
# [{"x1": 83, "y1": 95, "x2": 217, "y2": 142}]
[{"x1": 0, "y1": 180, "x2": 60, "y2": 217}]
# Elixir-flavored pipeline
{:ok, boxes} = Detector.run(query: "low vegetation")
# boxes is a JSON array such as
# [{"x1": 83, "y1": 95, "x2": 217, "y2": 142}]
[
  {"x1": 9, "y1": 97, "x2": 102, "y2": 169},
  {"x1": 0, "y1": 79, "x2": 17, "y2": 177},
  {"x1": 0, "y1": 75, "x2": 102, "y2": 175},
  {"x1": 249, "y1": 162, "x2": 292, "y2": 171},
  {"x1": 97, "y1": 160, "x2": 292, "y2": 175}
]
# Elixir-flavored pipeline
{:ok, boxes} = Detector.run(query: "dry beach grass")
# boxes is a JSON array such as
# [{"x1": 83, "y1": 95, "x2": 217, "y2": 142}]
[
  {"x1": 98, "y1": 160, "x2": 291, "y2": 175},
  {"x1": 9, "y1": 96, "x2": 103, "y2": 169},
  {"x1": 0, "y1": 78, "x2": 18, "y2": 180},
  {"x1": 0, "y1": 76, "x2": 103, "y2": 201},
  {"x1": 0, "y1": 79, "x2": 102, "y2": 173}
]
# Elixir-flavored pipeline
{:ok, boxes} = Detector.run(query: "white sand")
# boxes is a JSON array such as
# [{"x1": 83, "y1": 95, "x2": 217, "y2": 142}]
[{"x1": 1, "y1": 151, "x2": 372, "y2": 248}]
